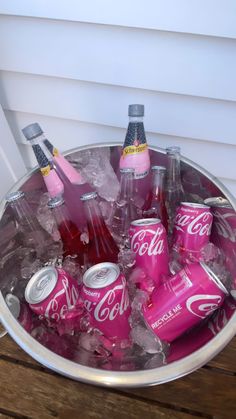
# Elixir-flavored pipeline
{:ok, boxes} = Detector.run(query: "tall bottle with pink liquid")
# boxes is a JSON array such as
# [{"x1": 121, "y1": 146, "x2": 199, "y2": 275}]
[{"x1": 119, "y1": 105, "x2": 150, "y2": 207}]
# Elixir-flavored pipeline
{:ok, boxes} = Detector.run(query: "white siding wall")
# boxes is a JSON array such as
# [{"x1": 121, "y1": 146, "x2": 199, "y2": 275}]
[{"x1": 0, "y1": 1, "x2": 236, "y2": 196}]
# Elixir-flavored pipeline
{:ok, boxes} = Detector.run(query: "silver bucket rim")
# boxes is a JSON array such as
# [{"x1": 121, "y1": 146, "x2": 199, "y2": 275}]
[{"x1": 0, "y1": 142, "x2": 235, "y2": 387}]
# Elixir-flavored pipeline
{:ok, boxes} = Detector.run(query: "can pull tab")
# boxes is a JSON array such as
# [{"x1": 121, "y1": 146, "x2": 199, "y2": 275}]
[{"x1": 0, "y1": 321, "x2": 7, "y2": 338}]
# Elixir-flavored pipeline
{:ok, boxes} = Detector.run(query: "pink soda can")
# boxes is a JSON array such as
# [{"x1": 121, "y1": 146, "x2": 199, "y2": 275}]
[
  {"x1": 80, "y1": 262, "x2": 131, "y2": 340},
  {"x1": 142, "y1": 261, "x2": 228, "y2": 343},
  {"x1": 129, "y1": 218, "x2": 169, "y2": 286},
  {"x1": 25, "y1": 266, "x2": 80, "y2": 322},
  {"x1": 173, "y1": 202, "x2": 213, "y2": 259}
]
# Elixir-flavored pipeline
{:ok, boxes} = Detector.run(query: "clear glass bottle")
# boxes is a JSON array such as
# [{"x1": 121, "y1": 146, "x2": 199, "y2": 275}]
[
  {"x1": 48, "y1": 196, "x2": 86, "y2": 266},
  {"x1": 6, "y1": 191, "x2": 53, "y2": 255},
  {"x1": 142, "y1": 166, "x2": 168, "y2": 231},
  {"x1": 165, "y1": 146, "x2": 185, "y2": 233},
  {"x1": 81, "y1": 192, "x2": 119, "y2": 266},
  {"x1": 111, "y1": 168, "x2": 138, "y2": 246}
]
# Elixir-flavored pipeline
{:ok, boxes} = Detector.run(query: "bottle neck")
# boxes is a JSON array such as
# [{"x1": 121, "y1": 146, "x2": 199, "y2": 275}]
[
  {"x1": 129, "y1": 116, "x2": 144, "y2": 123},
  {"x1": 29, "y1": 134, "x2": 53, "y2": 162},
  {"x1": 152, "y1": 170, "x2": 165, "y2": 199},
  {"x1": 119, "y1": 172, "x2": 134, "y2": 200},
  {"x1": 83, "y1": 198, "x2": 105, "y2": 236},
  {"x1": 125, "y1": 117, "x2": 147, "y2": 146},
  {"x1": 9, "y1": 197, "x2": 39, "y2": 230},
  {"x1": 51, "y1": 203, "x2": 71, "y2": 227},
  {"x1": 166, "y1": 152, "x2": 182, "y2": 186}
]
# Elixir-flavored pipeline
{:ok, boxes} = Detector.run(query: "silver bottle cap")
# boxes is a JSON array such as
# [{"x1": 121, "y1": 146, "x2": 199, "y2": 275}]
[
  {"x1": 204, "y1": 197, "x2": 232, "y2": 209},
  {"x1": 128, "y1": 104, "x2": 144, "y2": 117},
  {"x1": 120, "y1": 168, "x2": 135, "y2": 174},
  {"x1": 22, "y1": 123, "x2": 43, "y2": 140},
  {"x1": 25, "y1": 266, "x2": 58, "y2": 304},
  {"x1": 166, "y1": 146, "x2": 181, "y2": 154},
  {"x1": 131, "y1": 218, "x2": 161, "y2": 227},
  {"x1": 6, "y1": 190, "x2": 24, "y2": 203},
  {"x1": 151, "y1": 165, "x2": 166, "y2": 172},
  {"x1": 48, "y1": 196, "x2": 65, "y2": 209},
  {"x1": 83, "y1": 262, "x2": 120, "y2": 289},
  {"x1": 80, "y1": 191, "x2": 97, "y2": 201},
  {"x1": 5, "y1": 294, "x2": 21, "y2": 319}
]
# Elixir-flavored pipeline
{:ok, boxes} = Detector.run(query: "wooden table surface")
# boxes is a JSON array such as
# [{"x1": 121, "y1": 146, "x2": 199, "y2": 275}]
[{"x1": 0, "y1": 334, "x2": 235, "y2": 419}]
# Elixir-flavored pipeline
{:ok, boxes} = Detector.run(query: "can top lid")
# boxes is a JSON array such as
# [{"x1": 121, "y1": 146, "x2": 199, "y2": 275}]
[
  {"x1": 80, "y1": 191, "x2": 97, "y2": 201},
  {"x1": 151, "y1": 165, "x2": 166, "y2": 172},
  {"x1": 130, "y1": 218, "x2": 161, "y2": 227},
  {"x1": 83, "y1": 262, "x2": 120, "y2": 289},
  {"x1": 48, "y1": 196, "x2": 65, "y2": 209},
  {"x1": 181, "y1": 202, "x2": 210, "y2": 209},
  {"x1": 25, "y1": 266, "x2": 58, "y2": 304},
  {"x1": 6, "y1": 190, "x2": 25, "y2": 203},
  {"x1": 22, "y1": 123, "x2": 43, "y2": 141},
  {"x1": 128, "y1": 104, "x2": 144, "y2": 117},
  {"x1": 204, "y1": 197, "x2": 232, "y2": 209},
  {"x1": 5, "y1": 294, "x2": 20, "y2": 319},
  {"x1": 200, "y1": 261, "x2": 229, "y2": 295}
]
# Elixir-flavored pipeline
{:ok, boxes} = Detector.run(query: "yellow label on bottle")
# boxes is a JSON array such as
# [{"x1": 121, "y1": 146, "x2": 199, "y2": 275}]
[
  {"x1": 53, "y1": 148, "x2": 59, "y2": 157},
  {"x1": 41, "y1": 165, "x2": 51, "y2": 177},
  {"x1": 122, "y1": 143, "x2": 147, "y2": 157}
]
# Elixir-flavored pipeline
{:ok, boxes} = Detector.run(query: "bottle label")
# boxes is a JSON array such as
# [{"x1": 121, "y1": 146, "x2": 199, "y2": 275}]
[
  {"x1": 122, "y1": 143, "x2": 147, "y2": 157},
  {"x1": 41, "y1": 165, "x2": 51, "y2": 177}
]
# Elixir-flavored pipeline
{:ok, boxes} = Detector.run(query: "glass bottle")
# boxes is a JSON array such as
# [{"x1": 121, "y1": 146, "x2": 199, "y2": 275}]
[
  {"x1": 111, "y1": 168, "x2": 139, "y2": 246},
  {"x1": 5, "y1": 191, "x2": 53, "y2": 255},
  {"x1": 120, "y1": 104, "x2": 150, "y2": 180},
  {"x1": 142, "y1": 166, "x2": 168, "y2": 231},
  {"x1": 165, "y1": 146, "x2": 185, "y2": 233},
  {"x1": 81, "y1": 192, "x2": 119, "y2": 266},
  {"x1": 48, "y1": 195, "x2": 86, "y2": 266}
]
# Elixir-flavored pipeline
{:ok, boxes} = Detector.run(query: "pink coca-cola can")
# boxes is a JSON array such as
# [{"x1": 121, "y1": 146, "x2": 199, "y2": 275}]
[
  {"x1": 142, "y1": 261, "x2": 228, "y2": 343},
  {"x1": 5, "y1": 293, "x2": 33, "y2": 333},
  {"x1": 173, "y1": 202, "x2": 213, "y2": 259},
  {"x1": 129, "y1": 218, "x2": 169, "y2": 286},
  {"x1": 204, "y1": 197, "x2": 236, "y2": 289},
  {"x1": 25, "y1": 266, "x2": 80, "y2": 322},
  {"x1": 80, "y1": 262, "x2": 130, "y2": 340}
]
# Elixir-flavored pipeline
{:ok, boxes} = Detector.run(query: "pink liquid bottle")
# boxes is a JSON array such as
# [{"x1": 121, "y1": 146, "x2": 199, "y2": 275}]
[
  {"x1": 48, "y1": 196, "x2": 86, "y2": 266},
  {"x1": 5, "y1": 190, "x2": 53, "y2": 256},
  {"x1": 119, "y1": 104, "x2": 151, "y2": 207},
  {"x1": 111, "y1": 168, "x2": 139, "y2": 247},
  {"x1": 165, "y1": 146, "x2": 185, "y2": 235},
  {"x1": 22, "y1": 123, "x2": 89, "y2": 228},
  {"x1": 81, "y1": 191, "x2": 119, "y2": 266},
  {"x1": 22, "y1": 125, "x2": 64, "y2": 198},
  {"x1": 142, "y1": 165, "x2": 168, "y2": 231}
]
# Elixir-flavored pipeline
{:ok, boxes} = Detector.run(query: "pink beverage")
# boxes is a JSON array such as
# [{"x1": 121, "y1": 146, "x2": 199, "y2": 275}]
[
  {"x1": 5, "y1": 294, "x2": 33, "y2": 333},
  {"x1": 119, "y1": 104, "x2": 150, "y2": 180},
  {"x1": 143, "y1": 262, "x2": 228, "y2": 343},
  {"x1": 168, "y1": 297, "x2": 236, "y2": 362},
  {"x1": 25, "y1": 266, "x2": 80, "y2": 321},
  {"x1": 129, "y1": 218, "x2": 169, "y2": 287},
  {"x1": 80, "y1": 262, "x2": 131, "y2": 340},
  {"x1": 173, "y1": 202, "x2": 213, "y2": 261},
  {"x1": 204, "y1": 197, "x2": 236, "y2": 288}
]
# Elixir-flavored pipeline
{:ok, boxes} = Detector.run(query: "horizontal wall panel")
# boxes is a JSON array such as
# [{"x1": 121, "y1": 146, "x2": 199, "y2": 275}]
[
  {"x1": 4, "y1": 110, "x2": 236, "y2": 182},
  {"x1": 0, "y1": 0, "x2": 236, "y2": 39},
  {"x1": 1, "y1": 71, "x2": 236, "y2": 147},
  {"x1": 1, "y1": 16, "x2": 236, "y2": 101}
]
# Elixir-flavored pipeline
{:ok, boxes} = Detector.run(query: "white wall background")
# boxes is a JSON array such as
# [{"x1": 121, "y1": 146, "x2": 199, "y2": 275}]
[{"x1": 0, "y1": 0, "x2": 236, "y2": 197}]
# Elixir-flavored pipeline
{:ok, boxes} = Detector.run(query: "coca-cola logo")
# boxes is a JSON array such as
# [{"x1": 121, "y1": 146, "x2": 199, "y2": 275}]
[
  {"x1": 130, "y1": 228, "x2": 164, "y2": 257},
  {"x1": 213, "y1": 210, "x2": 236, "y2": 243},
  {"x1": 174, "y1": 211, "x2": 212, "y2": 236},
  {"x1": 186, "y1": 294, "x2": 222, "y2": 319},
  {"x1": 45, "y1": 276, "x2": 79, "y2": 321},
  {"x1": 92, "y1": 276, "x2": 129, "y2": 322}
]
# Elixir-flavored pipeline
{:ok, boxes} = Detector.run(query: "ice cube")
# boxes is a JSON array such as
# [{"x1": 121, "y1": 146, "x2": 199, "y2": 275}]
[{"x1": 131, "y1": 323, "x2": 164, "y2": 354}]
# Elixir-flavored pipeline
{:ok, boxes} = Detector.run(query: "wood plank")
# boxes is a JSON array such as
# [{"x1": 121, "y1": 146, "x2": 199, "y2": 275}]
[
  {"x1": 124, "y1": 367, "x2": 236, "y2": 418},
  {"x1": 2, "y1": 71, "x2": 236, "y2": 147},
  {"x1": 0, "y1": 15, "x2": 236, "y2": 101},
  {"x1": 0, "y1": 359, "x2": 200, "y2": 419},
  {"x1": 0, "y1": 0, "x2": 236, "y2": 39}
]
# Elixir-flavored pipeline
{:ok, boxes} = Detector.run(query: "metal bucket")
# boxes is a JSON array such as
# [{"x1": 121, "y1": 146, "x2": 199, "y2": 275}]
[{"x1": 0, "y1": 143, "x2": 235, "y2": 387}]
